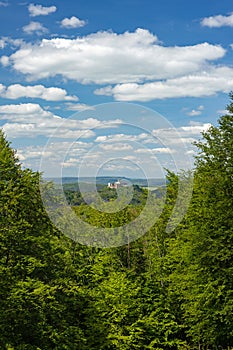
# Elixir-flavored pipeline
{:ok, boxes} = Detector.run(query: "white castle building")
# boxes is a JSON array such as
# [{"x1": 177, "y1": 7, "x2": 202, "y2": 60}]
[{"x1": 107, "y1": 179, "x2": 121, "y2": 189}]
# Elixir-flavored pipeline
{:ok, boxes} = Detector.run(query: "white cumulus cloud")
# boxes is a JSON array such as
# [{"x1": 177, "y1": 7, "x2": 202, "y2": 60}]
[
  {"x1": 201, "y1": 13, "x2": 233, "y2": 27},
  {"x1": 179, "y1": 123, "x2": 212, "y2": 135},
  {"x1": 95, "y1": 133, "x2": 148, "y2": 143},
  {"x1": 60, "y1": 16, "x2": 86, "y2": 28},
  {"x1": 185, "y1": 105, "x2": 204, "y2": 117},
  {"x1": 99, "y1": 143, "x2": 133, "y2": 151},
  {"x1": 66, "y1": 103, "x2": 95, "y2": 111},
  {"x1": 4, "y1": 29, "x2": 225, "y2": 85},
  {"x1": 186, "y1": 110, "x2": 202, "y2": 117},
  {"x1": 0, "y1": 84, "x2": 78, "y2": 101},
  {"x1": 0, "y1": 37, "x2": 25, "y2": 49},
  {"x1": 0, "y1": 103, "x2": 51, "y2": 116},
  {"x1": 0, "y1": 39, "x2": 5, "y2": 49},
  {"x1": 22, "y1": 21, "x2": 47, "y2": 35},
  {"x1": 0, "y1": 55, "x2": 9, "y2": 66},
  {"x1": 0, "y1": 103, "x2": 122, "y2": 139},
  {"x1": 151, "y1": 122, "x2": 211, "y2": 143},
  {"x1": 135, "y1": 147, "x2": 175, "y2": 154},
  {"x1": 28, "y1": 3, "x2": 57, "y2": 17},
  {"x1": 95, "y1": 66, "x2": 233, "y2": 101}
]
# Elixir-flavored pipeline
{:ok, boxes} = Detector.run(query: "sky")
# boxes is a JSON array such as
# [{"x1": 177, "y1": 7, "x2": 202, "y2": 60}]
[{"x1": 0, "y1": 0, "x2": 233, "y2": 179}]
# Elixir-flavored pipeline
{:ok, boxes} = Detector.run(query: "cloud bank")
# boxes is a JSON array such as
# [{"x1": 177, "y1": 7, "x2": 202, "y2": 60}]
[
  {"x1": 0, "y1": 28, "x2": 230, "y2": 101},
  {"x1": 95, "y1": 67, "x2": 233, "y2": 101},
  {"x1": 3, "y1": 29, "x2": 224, "y2": 83}
]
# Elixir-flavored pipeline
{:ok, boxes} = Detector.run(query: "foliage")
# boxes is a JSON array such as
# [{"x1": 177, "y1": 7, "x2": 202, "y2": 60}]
[{"x1": 0, "y1": 93, "x2": 233, "y2": 349}]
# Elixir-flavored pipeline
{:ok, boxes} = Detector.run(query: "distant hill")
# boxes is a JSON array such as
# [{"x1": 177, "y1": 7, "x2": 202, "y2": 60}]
[
  {"x1": 43, "y1": 177, "x2": 167, "y2": 206},
  {"x1": 46, "y1": 176, "x2": 166, "y2": 188}
]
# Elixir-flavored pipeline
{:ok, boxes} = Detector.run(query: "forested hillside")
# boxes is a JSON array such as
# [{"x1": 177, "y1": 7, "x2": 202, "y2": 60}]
[
  {"x1": 63, "y1": 183, "x2": 149, "y2": 206},
  {"x1": 0, "y1": 97, "x2": 233, "y2": 349}
]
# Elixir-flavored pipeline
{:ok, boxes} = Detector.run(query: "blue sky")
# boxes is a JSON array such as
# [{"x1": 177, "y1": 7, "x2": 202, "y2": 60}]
[{"x1": 0, "y1": 0, "x2": 233, "y2": 178}]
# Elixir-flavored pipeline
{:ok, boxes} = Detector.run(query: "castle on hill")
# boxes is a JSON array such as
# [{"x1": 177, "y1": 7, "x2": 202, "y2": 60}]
[{"x1": 107, "y1": 179, "x2": 121, "y2": 189}]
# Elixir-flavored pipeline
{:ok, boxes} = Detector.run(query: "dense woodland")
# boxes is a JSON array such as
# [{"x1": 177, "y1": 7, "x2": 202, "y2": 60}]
[{"x1": 0, "y1": 96, "x2": 233, "y2": 349}]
